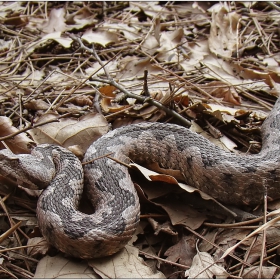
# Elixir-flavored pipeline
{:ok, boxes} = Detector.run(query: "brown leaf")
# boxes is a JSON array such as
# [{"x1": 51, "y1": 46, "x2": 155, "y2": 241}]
[
  {"x1": 89, "y1": 245, "x2": 164, "y2": 278},
  {"x1": 27, "y1": 237, "x2": 49, "y2": 258},
  {"x1": 164, "y1": 235, "x2": 196, "y2": 266},
  {"x1": 99, "y1": 85, "x2": 117, "y2": 96},
  {"x1": 29, "y1": 112, "x2": 109, "y2": 154},
  {"x1": 185, "y1": 252, "x2": 229, "y2": 278},
  {"x1": 242, "y1": 266, "x2": 277, "y2": 279},
  {"x1": 203, "y1": 81, "x2": 241, "y2": 105},
  {"x1": 34, "y1": 254, "x2": 96, "y2": 278},
  {"x1": 208, "y1": 3, "x2": 240, "y2": 58},
  {"x1": 148, "y1": 218, "x2": 177, "y2": 236},
  {"x1": 0, "y1": 116, "x2": 34, "y2": 154},
  {"x1": 155, "y1": 196, "x2": 206, "y2": 230}
]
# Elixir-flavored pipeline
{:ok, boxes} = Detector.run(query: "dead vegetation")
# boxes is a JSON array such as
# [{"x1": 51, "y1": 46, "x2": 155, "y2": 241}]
[{"x1": 1, "y1": 1, "x2": 280, "y2": 278}]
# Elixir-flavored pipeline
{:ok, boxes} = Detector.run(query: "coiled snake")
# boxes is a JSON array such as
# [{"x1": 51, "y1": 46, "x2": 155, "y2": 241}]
[{"x1": 1, "y1": 97, "x2": 280, "y2": 259}]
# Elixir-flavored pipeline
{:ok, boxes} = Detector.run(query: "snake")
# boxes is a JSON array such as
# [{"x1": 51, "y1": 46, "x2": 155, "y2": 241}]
[{"x1": 0, "y1": 97, "x2": 280, "y2": 259}]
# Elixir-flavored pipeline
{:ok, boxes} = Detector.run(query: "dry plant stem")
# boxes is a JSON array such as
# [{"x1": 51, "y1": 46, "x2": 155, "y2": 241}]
[
  {"x1": 239, "y1": 235, "x2": 257, "y2": 277},
  {"x1": 268, "y1": 259, "x2": 280, "y2": 269},
  {"x1": 0, "y1": 266, "x2": 17, "y2": 279},
  {"x1": 6, "y1": 70, "x2": 61, "y2": 116},
  {"x1": 253, "y1": 254, "x2": 278, "y2": 270},
  {"x1": 70, "y1": 33, "x2": 192, "y2": 127},
  {"x1": 107, "y1": 155, "x2": 131, "y2": 169},
  {"x1": 91, "y1": 76, "x2": 192, "y2": 127},
  {"x1": 0, "y1": 221, "x2": 22, "y2": 244},
  {"x1": 185, "y1": 226, "x2": 252, "y2": 268},
  {"x1": 252, "y1": 17, "x2": 271, "y2": 55},
  {"x1": 82, "y1": 152, "x2": 113, "y2": 165},
  {"x1": 140, "y1": 214, "x2": 168, "y2": 219},
  {"x1": 151, "y1": 63, "x2": 224, "y2": 106},
  {"x1": 5, "y1": 262, "x2": 34, "y2": 278},
  {"x1": 0, "y1": 198, "x2": 31, "y2": 272},
  {"x1": 267, "y1": 1, "x2": 280, "y2": 12},
  {"x1": 0, "y1": 244, "x2": 42, "y2": 256},
  {"x1": 232, "y1": 255, "x2": 276, "y2": 275},
  {"x1": 258, "y1": 181, "x2": 268, "y2": 278},
  {"x1": 0, "y1": 247, "x2": 39, "y2": 264},
  {"x1": 267, "y1": 242, "x2": 280, "y2": 254},
  {"x1": 204, "y1": 216, "x2": 265, "y2": 228},
  {"x1": 84, "y1": 153, "x2": 131, "y2": 169},
  {"x1": 138, "y1": 250, "x2": 190, "y2": 270}
]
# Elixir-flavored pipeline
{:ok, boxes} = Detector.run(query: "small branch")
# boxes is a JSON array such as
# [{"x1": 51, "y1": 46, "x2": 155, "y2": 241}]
[
  {"x1": 69, "y1": 33, "x2": 192, "y2": 127},
  {"x1": 91, "y1": 76, "x2": 192, "y2": 127},
  {"x1": 143, "y1": 70, "x2": 150, "y2": 97}
]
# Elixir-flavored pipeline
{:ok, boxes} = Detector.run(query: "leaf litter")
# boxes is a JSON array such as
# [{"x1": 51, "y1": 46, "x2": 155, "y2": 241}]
[{"x1": 0, "y1": 1, "x2": 280, "y2": 278}]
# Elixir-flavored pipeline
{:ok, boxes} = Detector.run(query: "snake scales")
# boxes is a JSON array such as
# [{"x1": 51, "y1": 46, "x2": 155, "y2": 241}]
[{"x1": 1, "y1": 97, "x2": 280, "y2": 259}]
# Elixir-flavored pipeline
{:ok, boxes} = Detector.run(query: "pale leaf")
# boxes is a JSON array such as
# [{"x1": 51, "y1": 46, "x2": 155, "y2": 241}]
[
  {"x1": 34, "y1": 254, "x2": 97, "y2": 278},
  {"x1": 29, "y1": 113, "x2": 109, "y2": 154},
  {"x1": 185, "y1": 252, "x2": 229, "y2": 278},
  {"x1": 82, "y1": 29, "x2": 118, "y2": 47},
  {"x1": 88, "y1": 245, "x2": 165, "y2": 278}
]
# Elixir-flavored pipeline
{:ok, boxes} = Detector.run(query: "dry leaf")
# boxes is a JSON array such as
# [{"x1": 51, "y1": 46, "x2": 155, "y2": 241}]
[
  {"x1": 27, "y1": 237, "x2": 49, "y2": 258},
  {"x1": 42, "y1": 8, "x2": 66, "y2": 33},
  {"x1": 242, "y1": 266, "x2": 277, "y2": 279},
  {"x1": 101, "y1": 22, "x2": 141, "y2": 41},
  {"x1": 164, "y1": 235, "x2": 196, "y2": 266},
  {"x1": 185, "y1": 251, "x2": 229, "y2": 278},
  {"x1": 82, "y1": 29, "x2": 118, "y2": 47},
  {"x1": 89, "y1": 245, "x2": 165, "y2": 278},
  {"x1": 0, "y1": 116, "x2": 34, "y2": 154},
  {"x1": 34, "y1": 254, "x2": 97, "y2": 278},
  {"x1": 26, "y1": 32, "x2": 72, "y2": 55},
  {"x1": 208, "y1": 3, "x2": 240, "y2": 58},
  {"x1": 156, "y1": 28, "x2": 184, "y2": 62},
  {"x1": 203, "y1": 81, "x2": 241, "y2": 105},
  {"x1": 155, "y1": 196, "x2": 207, "y2": 230},
  {"x1": 29, "y1": 113, "x2": 109, "y2": 154},
  {"x1": 117, "y1": 56, "x2": 162, "y2": 80}
]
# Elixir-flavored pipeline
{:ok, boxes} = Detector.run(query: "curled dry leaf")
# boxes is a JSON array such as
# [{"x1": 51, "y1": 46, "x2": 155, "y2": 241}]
[
  {"x1": 29, "y1": 112, "x2": 109, "y2": 154},
  {"x1": 0, "y1": 116, "x2": 34, "y2": 154},
  {"x1": 99, "y1": 85, "x2": 132, "y2": 113}
]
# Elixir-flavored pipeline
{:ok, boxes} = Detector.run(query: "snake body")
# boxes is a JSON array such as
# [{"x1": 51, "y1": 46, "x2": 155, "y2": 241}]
[{"x1": 1, "y1": 98, "x2": 280, "y2": 258}]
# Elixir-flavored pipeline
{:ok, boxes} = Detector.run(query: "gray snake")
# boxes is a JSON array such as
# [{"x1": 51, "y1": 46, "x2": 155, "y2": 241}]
[{"x1": 0, "y1": 97, "x2": 280, "y2": 259}]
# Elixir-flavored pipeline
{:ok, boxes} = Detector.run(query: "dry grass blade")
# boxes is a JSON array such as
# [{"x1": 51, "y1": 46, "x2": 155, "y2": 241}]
[{"x1": 0, "y1": 221, "x2": 22, "y2": 244}]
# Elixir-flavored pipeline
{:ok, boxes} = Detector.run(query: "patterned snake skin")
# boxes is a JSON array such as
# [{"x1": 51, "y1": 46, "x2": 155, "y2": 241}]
[{"x1": 0, "y1": 97, "x2": 280, "y2": 258}]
